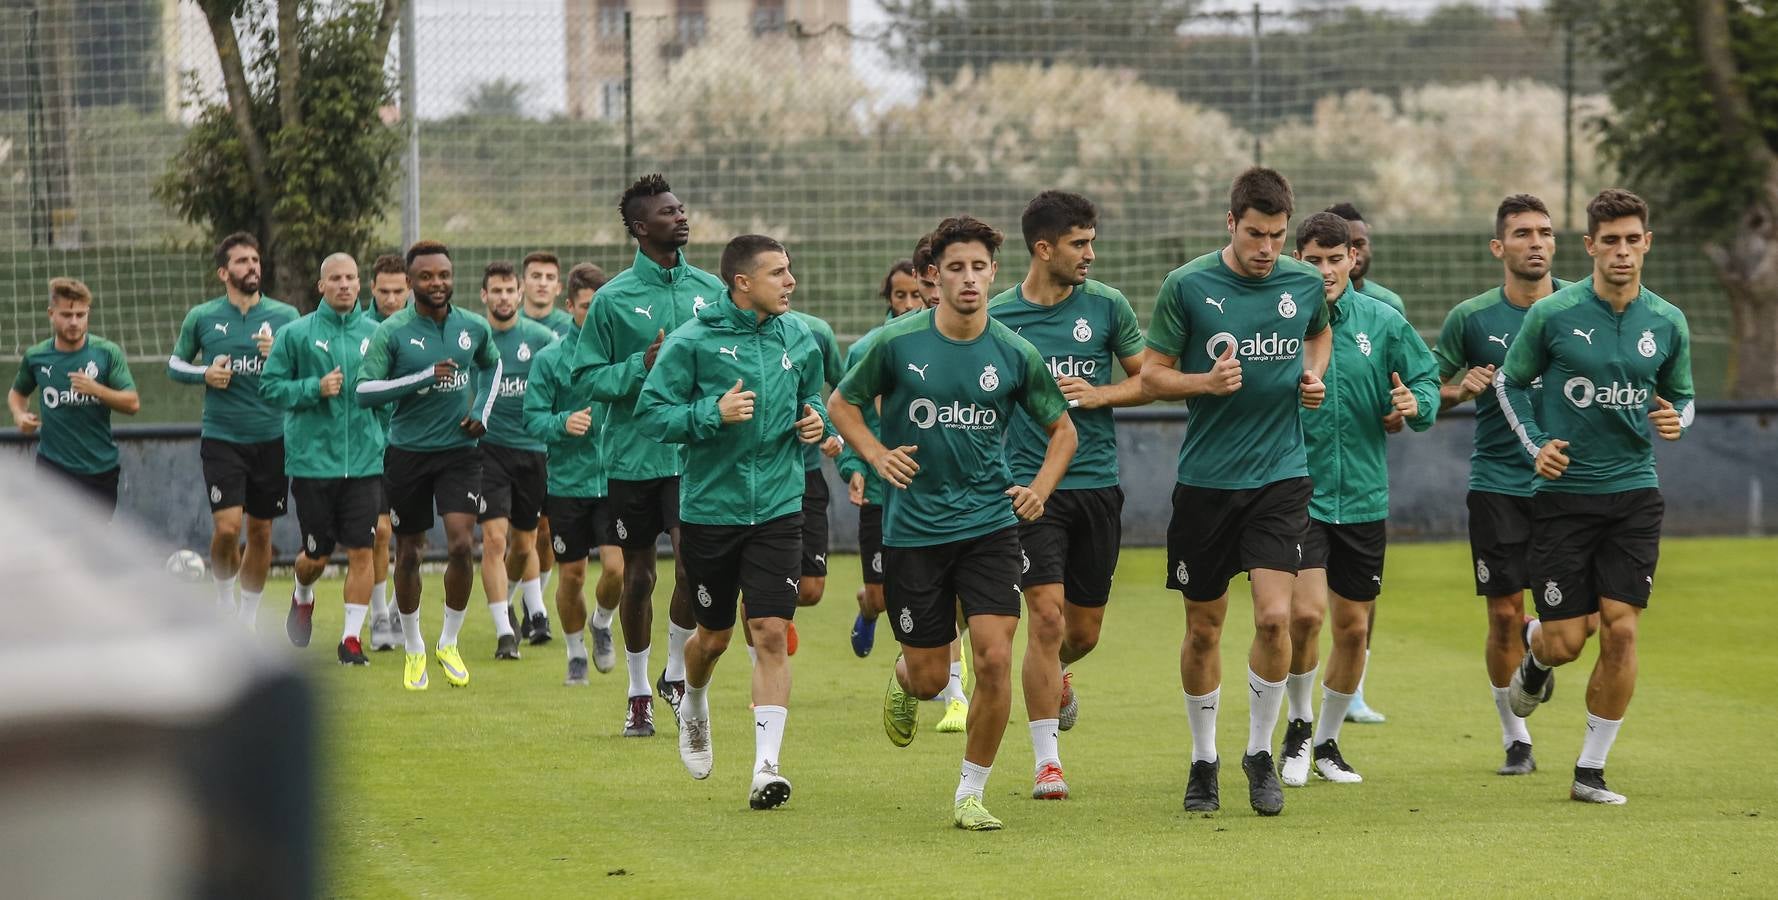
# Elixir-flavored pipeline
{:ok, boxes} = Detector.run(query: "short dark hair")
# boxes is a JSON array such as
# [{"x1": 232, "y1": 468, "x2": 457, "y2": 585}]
[
  {"x1": 405, "y1": 239, "x2": 451, "y2": 269},
  {"x1": 565, "y1": 262, "x2": 607, "y2": 298},
  {"x1": 521, "y1": 251, "x2": 560, "y2": 276},
  {"x1": 1585, "y1": 188, "x2": 1649, "y2": 235},
  {"x1": 720, "y1": 234, "x2": 787, "y2": 289},
  {"x1": 1021, "y1": 191, "x2": 1097, "y2": 254},
  {"x1": 927, "y1": 215, "x2": 1004, "y2": 264},
  {"x1": 1229, "y1": 167, "x2": 1294, "y2": 221},
  {"x1": 911, "y1": 233, "x2": 936, "y2": 275},
  {"x1": 482, "y1": 260, "x2": 518, "y2": 289},
  {"x1": 48, "y1": 277, "x2": 92, "y2": 306},
  {"x1": 1326, "y1": 202, "x2": 1364, "y2": 223},
  {"x1": 371, "y1": 254, "x2": 407, "y2": 278},
  {"x1": 879, "y1": 258, "x2": 916, "y2": 300},
  {"x1": 620, "y1": 173, "x2": 673, "y2": 238},
  {"x1": 214, "y1": 232, "x2": 259, "y2": 268},
  {"x1": 1295, "y1": 212, "x2": 1352, "y2": 251},
  {"x1": 1494, "y1": 194, "x2": 1552, "y2": 239}
]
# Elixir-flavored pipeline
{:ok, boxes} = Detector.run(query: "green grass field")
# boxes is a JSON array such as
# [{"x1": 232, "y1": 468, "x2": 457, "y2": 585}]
[{"x1": 270, "y1": 538, "x2": 1775, "y2": 897}]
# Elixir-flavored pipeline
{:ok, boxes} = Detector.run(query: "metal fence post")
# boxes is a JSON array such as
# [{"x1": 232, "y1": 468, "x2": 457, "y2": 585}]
[
  {"x1": 400, "y1": 0, "x2": 420, "y2": 249},
  {"x1": 1250, "y1": 3, "x2": 1263, "y2": 164}
]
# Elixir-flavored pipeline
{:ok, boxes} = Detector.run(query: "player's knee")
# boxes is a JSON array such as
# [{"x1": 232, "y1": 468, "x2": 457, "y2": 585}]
[
  {"x1": 750, "y1": 620, "x2": 788, "y2": 655},
  {"x1": 1251, "y1": 607, "x2": 1290, "y2": 639},
  {"x1": 909, "y1": 667, "x2": 948, "y2": 700},
  {"x1": 1331, "y1": 613, "x2": 1367, "y2": 649},
  {"x1": 1289, "y1": 606, "x2": 1324, "y2": 639},
  {"x1": 1486, "y1": 607, "x2": 1522, "y2": 642},
  {"x1": 972, "y1": 642, "x2": 1012, "y2": 682},
  {"x1": 213, "y1": 522, "x2": 242, "y2": 547},
  {"x1": 797, "y1": 578, "x2": 823, "y2": 606},
  {"x1": 1027, "y1": 603, "x2": 1064, "y2": 646},
  {"x1": 1598, "y1": 613, "x2": 1638, "y2": 655},
  {"x1": 701, "y1": 626, "x2": 735, "y2": 656},
  {"x1": 1063, "y1": 624, "x2": 1099, "y2": 657},
  {"x1": 1185, "y1": 616, "x2": 1222, "y2": 651},
  {"x1": 445, "y1": 532, "x2": 474, "y2": 561}
]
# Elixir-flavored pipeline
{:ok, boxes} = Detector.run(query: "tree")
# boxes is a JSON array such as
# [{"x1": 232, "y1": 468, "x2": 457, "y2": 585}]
[
  {"x1": 460, "y1": 77, "x2": 529, "y2": 119},
  {"x1": 156, "y1": 0, "x2": 402, "y2": 308},
  {"x1": 1558, "y1": 0, "x2": 1778, "y2": 399}
]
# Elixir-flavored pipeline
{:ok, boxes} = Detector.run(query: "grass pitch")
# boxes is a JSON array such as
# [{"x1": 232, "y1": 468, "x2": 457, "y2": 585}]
[{"x1": 271, "y1": 537, "x2": 1775, "y2": 897}]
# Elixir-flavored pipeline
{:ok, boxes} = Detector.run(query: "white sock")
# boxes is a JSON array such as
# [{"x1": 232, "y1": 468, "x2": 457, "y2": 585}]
[
  {"x1": 1185, "y1": 688, "x2": 1220, "y2": 763},
  {"x1": 665, "y1": 623, "x2": 693, "y2": 681},
  {"x1": 942, "y1": 662, "x2": 965, "y2": 703},
  {"x1": 955, "y1": 760, "x2": 991, "y2": 802},
  {"x1": 238, "y1": 590, "x2": 262, "y2": 627},
  {"x1": 214, "y1": 574, "x2": 237, "y2": 610},
  {"x1": 506, "y1": 581, "x2": 522, "y2": 606},
  {"x1": 626, "y1": 648, "x2": 651, "y2": 697},
  {"x1": 1493, "y1": 685, "x2": 1533, "y2": 747},
  {"x1": 684, "y1": 681, "x2": 710, "y2": 722},
  {"x1": 590, "y1": 604, "x2": 615, "y2": 630},
  {"x1": 1526, "y1": 620, "x2": 1550, "y2": 669},
  {"x1": 1577, "y1": 713, "x2": 1622, "y2": 769},
  {"x1": 1029, "y1": 718, "x2": 1060, "y2": 770},
  {"x1": 754, "y1": 704, "x2": 787, "y2": 771},
  {"x1": 565, "y1": 630, "x2": 587, "y2": 660},
  {"x1": 438, "y1": 607, "x2": 466, "y2": 647},
  {"x1": 1286, "y1": 670, "x2": 1316, "y2": 723},
  {"x1": 369, "y1": 581, "x2": 388, "y2": 618},
  {"x1": 1245, "y1": 669, "x2": 1286, "y2": 756},
  {"x1": 294, "y1": 581, "x2": 316, "y2": 606},
  {"x1": 342, "y1": 603, "x2": 369, "y2": 642},
  {"x1": 746, "y1": 645, "x2": 758, "y2": 665},
  {"x1": 520, "y1": 578, "x2": 546, "y2": 618},
  {"x1": 1359, "y1": 649, "x2": 1372, "y2": 691},
  {"x1": 1314, "y1": 685, "x2": 1354, "y2": 746},
  {"x1": 540, "y1": 568, "x2": 555, "y2": 598},
  {"x1": 400, "y1": 611, "x2": 425, "y2": 654},
  {"x1": 489, "y1": 601, "x2": 515, "y2": 637}
]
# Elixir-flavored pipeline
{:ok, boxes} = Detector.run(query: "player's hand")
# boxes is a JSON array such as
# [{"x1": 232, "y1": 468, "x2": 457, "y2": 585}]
[
  {"x1": 1649, "y1": 395, "x2": 1683, "y2": 440},
  {"x1": 718, "y1": 379, "x2": 755, "y2": 424},
  {"x1": 254, "y1": 322, "x2": 275, "y2": 357},
  {"x1": 820, "y1": 435, "x2": 843, "y2": 458},
  {"x1": 795, "y1": 404, "x2": 825, "y2": 443},
  {"x1": 1381, "y1": 410, "x2": 1405, "y2": 433},
  {"x1": 1204, "y1": 343, "x2": 1242, "y2": 396},
  {"x1": 1535, "y1": 438, "x2": 1570, "y2": 479},
  {"x1": 1005, "y1": 484, "x2": 1046, "y2": 521},
  {"x1": 1299, "y1": 372, "x2": 1326, "y2": 409},
  {"x1": 14, "y1": 412, "x2": 40, "y2": 435},
  {"x1": 205, "y1": 354, "x2": 233, "y2": 389},
  {"x1": 1459, "y1": 364, "x2": 1496, "y2": 401},
  {"x1": 1057, "y1": 375, "x2": 1099, "y2": 409},
  {"x1": 847, "y1": 472, "x2": 866, "y2": 507},
  {"x1": 873, "y1": 444, "x2": 919, "y2": 489},
  {"x1": 565, "y1": 407, "x2": 593, "y2": 436},
  {"x1": 67, "y1": 371, "x2": 99, "y2": 397},
  {"x1": 318, "y1": 367, "x2": 344, "y2": 398},
  {"x1": 1389, "y1": 372, "x2": 1418, "y2": 420},
  {"x1": 433, "y1": 358, "x2": 459, "y2": 385},
  {"x1": 459, "y1": 416, "x2": 486, "y2": 438},
  {"x1": 643, "y1": 329, "x2": 665, "y2": 371}
]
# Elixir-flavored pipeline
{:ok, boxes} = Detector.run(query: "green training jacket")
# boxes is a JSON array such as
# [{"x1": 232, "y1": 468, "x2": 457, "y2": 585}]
[
  {"x1": 524, "y1": 325, "x2": 608, "y2": 499},
  {"x1": 262, "y1": 303, "x2": 386, "y2": 478}
]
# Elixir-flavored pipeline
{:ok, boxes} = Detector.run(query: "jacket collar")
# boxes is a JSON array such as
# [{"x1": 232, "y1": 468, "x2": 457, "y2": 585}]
[
  {"x1": 631, "y1": 248, "x2": 689, "y2": 288},
  {"x1": 316, "y1": 302, "x2": 356, "y2": 326},
  {"x1": 701, "y1": 292, "x2": 776, "y2": 333}
]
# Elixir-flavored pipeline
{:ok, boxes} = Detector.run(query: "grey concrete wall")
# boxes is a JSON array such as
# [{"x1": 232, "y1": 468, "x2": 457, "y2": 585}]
[{"x1": 4, "y1": 406, "x2": 1773, "y2": 562}]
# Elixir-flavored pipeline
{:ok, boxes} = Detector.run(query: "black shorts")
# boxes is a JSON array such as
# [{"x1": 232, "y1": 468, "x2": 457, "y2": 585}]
[
  {"x1": 1018, "y1": 485, "x2": 1123, "y2": 607},
  {"x1": 545, "y1": 494, "x2": 610, "y2": 563},
  {"x1": 858, "y1": 504, "x2": 885, "y2": 585},
  {"x1": 1468, "y1": 490, "x2": 1534, "y2": 596},
  {"x1": 679, "y1": 514, "x2": 802, "y2": 632},
  {"x1": 478, "y1": 443, "x2": 547, "y2": 530},
  {"x1": 38, "y1": 457, "x2": 119, "y2": 518},
  {"x1": 884, "y1": 526, "x2": 1022, "y2": 649},
  {"x1": 1166, "y1": 477, "x2": 1311, "y2": 602},
  {"x1": 291, "y1": 476, "x2": 382, "y2": 557},
  {"x1": 605, "y1": 476, "x2": 680, "y2": 548},
  {"x1": 384, "y1": 445, "x2": 482, "y2": 536},
  {"x1": 200, "y1": 437, "x2": 288, "y2": 519},
  {"x1": 1528, "y1": 489, "x2": 1664, "y2": 620},
  {"x1": 801, "y1": 469, "x2": 830, "y2": 577},
  {"x1": 1300, "y1": 518, "x2": 1387, "y2": 602}
]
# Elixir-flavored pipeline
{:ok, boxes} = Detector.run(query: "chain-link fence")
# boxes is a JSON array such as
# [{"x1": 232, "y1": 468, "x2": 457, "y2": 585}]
[{"x1": 0, "y1": 1, "x2": 1743, "y2": 422}]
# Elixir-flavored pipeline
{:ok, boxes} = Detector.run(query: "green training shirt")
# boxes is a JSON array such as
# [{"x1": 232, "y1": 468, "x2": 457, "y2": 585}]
[
  {"x1": 837, "y1": 309, "x2": 1070, "y2": 548},
  {"x1": 1497, "y1": 277, "x2": 1694, "y2": 494},
  {"x1": 1433, "y1": 279, "x2": 1571, "y2": 497},
  {"x1": 524, "y1": 325, "x2": 608, "y2": 499},
  {"x1": 1146, "y1": 251, "x2": 1331, "y2": 490},
  {"x1": 166, "y1": 296, "x2": 301, "y2": 444},
  {"x1": 482, "y1": 316, "x2": 560, "y2": 452},
  {"x1": 834, "y1": 319, "x2": 897, "y2": 508},
  {"x1": 1356, "y1": 278, "x2": 1407, "y2": 317},
  {"x1": 988, "y1": 279, "x2": 1144, "y2": 490},
  {"x1": 354, "y1": 304, "x2": 502, "y2": 452},
  {"x1": 787, "y1": 308, "x2": 845, "y2": 473},
  {"x1": 12, "y1": 335, "x2": 135, "y2": 474},
  {"x1": 525, "y1": 306, "x2": 577, "y2": 342}
]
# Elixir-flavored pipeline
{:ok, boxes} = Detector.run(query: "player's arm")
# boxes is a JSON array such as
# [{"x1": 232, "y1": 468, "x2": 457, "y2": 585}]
[
  {"x1": 7, "y1": 370, "x2": 39, "y2": 433},
  {"x1": 1135, "y1": 274, "x2": 1213, "y2": 401},
  {"x1": 1650, "y1": 310, "x2": 1695, "y2": 441},
  {"x1": 831, "y1": 340, "x2": 916, "y2": 488},
  {"x1": 795, "y1": 336, "x2": 834, "y2": 444},
  {"x1": 166, "y1": 309, "x2": 210, "y2": 385},
  {"x1": 1433, "y1": 306, "x2": 1484, "y2": 411},
  {"x1": 571, "y1": 299, "x2": 650, "y2": 403},
  {"x1": 260, "y1": 326, "x2": 322, "y2": 411},
  {"x1": 635, "y1": 336, "x2": 722, "y2": 445},
  {"x1": 354, "y1": 324, "x2": 428, "y2": 408},
  {"x1": 523, "y1": 354, "x2": 572, "y2": 442},
  {"x1": 467, "y1": 324, "x2": 502, "y2": 429},
  {"x1": 1391, "y1": 316, "x2": 1441, "y2": 433},
  {"x1": 1495, "y1": 309, "x2": 1562, "y2": 476},
  {"x1": 1010, "y1": 345, "x2": 1077, "y2": 519}
]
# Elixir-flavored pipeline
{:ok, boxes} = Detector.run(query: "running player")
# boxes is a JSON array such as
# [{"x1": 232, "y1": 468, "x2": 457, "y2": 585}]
[
  {"x1": 987, "y1": 191, "x2": 1147, "y2": 800},
  {"x1": 1278, "y1": 213, "x2": 1438, "y2": 788},
  {"x1": 476, "y1": 261, "x2": 559, "y2": 660},
  {"x1": 262, "y1": 253, "x2": 385, "y2": 664},
  {"x1": 516, "y1": 250, "x2": 574, "y2": 641},
  {"x1": 8, "y1": 278, "x2": 139, "y2": 517},
  {"x1": 783, "y1": 299, "x2": 845, "y2": 656},
  {"x1": 356, "y1": 240, "x2": 502, "y2": 691},
  {"x1": 1498, "y1": 188, "x2": 1692, "y2": 805},
  {"x1": 638, "y1": 234, "x2": 831, "y2": 809},
  {"x1": 1432, "y1": 193, "x2": 1567, "y2": 776},
  {"x1": 365, "y1": 253, "x2": 410, "y2": 650},
  {"x1": 571, "y1": 174, "x2": 725, "y2": 736},
  {"x1": 166, "y1": 232, "x2": 300, "y2": 626},
  {"x1": 1138, "y1": 167, "x2": 1330, "y2": 817},
  {"x1": 837, "y1": 258, "x2": 925, "y2": 657},
  {"x1": 525, "y1": 262, "x2": 623, "y2": 683},
  {"x1": 831, "y1": 215, "x2": 1077, "y2": 832}
]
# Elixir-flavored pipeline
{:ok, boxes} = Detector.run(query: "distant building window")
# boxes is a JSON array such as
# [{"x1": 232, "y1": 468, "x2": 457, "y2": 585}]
[
  {"x1": 676, "y1": 0, "x2": 707, "y2": 46},
  {"x1": 752, "y1": 0, "x2": 785, "y2": 35},
  {"x1": 601, "y1": 80, "x2": 627, "y2": 121},
  {"x1": 597, "y1": 0, "x2": 626, "y2": 40}
]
